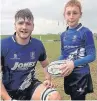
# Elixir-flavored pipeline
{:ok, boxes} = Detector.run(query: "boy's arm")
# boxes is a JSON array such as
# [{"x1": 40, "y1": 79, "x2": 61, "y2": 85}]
[
  {"x1": 0, "y1": 65, "x2": 11, "y2": 100},
  {"x1": 74, "y1": 30, "x2": 96, "y2": 67},
  {"x1": 0, "y1": 80, "x2": 11, "y2": 100},
  {"x1": 40, "y1": 58, "x2": 51, "y2": 81},
  {"x1": 40, "y1": 58, "x2": 55, "y2": 88}
]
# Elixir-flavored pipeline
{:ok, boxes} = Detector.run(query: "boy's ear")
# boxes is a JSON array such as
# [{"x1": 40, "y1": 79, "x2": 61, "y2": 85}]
[
  {"x1": 14, "y1": 22, "x2": 17, "y2": 31},
  {"x1": 80, "y1": 12, "x2": 82, "y2": 18},
  {"x1": 14, "y1": 22, "x2": 16, "y2": 26},
  {"x1": 32, "y1": 23, "x2": 34, "y2": 31},
  {"x1": 63, "y1": 12, "x2": 65, "y2": 18}
]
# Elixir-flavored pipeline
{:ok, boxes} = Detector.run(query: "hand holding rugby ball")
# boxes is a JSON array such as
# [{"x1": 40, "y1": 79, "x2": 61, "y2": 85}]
[{"x1": 47, "y1": 60, "x2": 66, "y2": 76}]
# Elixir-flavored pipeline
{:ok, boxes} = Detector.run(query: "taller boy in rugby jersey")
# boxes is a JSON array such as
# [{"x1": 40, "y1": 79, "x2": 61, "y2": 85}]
[
  {"x1": 59, "y1": 0, "x2": 96, "y2": 100},
  {"x1": 1, "y1": 8, "x2": 61, "y2": 100}
]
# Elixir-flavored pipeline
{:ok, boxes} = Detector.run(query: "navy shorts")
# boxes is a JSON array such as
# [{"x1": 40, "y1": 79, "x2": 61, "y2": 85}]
[
  {"x1": 7, "y1": 79, "x2": 42, "y2": 100},
  {"x1": 64, "y1": 71, "x2": 93, "y2": 98}
]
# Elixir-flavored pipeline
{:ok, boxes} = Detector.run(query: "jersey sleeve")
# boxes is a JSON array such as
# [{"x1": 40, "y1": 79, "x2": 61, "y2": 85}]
[
  {"x1": 58, "y1": 33, "x2": 64, "y2": 60},
  {"x1": 1, "y1": 39, "x2": 6, "y2": 67},
  {"x1": 74, "y1": 29, "x2": 96, "y2": 67},
  {"x1": 38, "y1": 42, "x2": 47, "y2": 61}
]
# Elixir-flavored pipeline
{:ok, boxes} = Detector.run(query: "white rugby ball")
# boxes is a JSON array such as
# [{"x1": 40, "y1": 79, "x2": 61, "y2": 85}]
[{"x1": 47, "y1": 60, "x2": 66, "y2": 76}]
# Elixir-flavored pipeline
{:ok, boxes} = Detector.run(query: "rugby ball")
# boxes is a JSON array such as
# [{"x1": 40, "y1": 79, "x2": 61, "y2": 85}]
[{"x1": 47, "y1": 60, "x2": 66, "y2": 76}]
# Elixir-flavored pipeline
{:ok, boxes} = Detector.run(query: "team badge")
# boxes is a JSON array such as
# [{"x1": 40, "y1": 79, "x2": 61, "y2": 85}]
[
  {"x1": 30, "y1": 52, "x2": 35, "y2": 59},
  {"x1": 72, "y1": 35, "x2": 77, "y2": 41}
]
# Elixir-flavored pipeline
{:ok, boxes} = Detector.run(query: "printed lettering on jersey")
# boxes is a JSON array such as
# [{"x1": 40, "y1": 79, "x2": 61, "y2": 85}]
[
  {"x1": 30, "y1": 51, "x2": 35, "y2": 60},
  {"x1": 11, "y1": 62, "x2": 36, "y2": 70},
  {"x1": 11, "y1": 53, "x2": 20, "y2": 60},
  {"x1": 64, "y1": 45, "x2": 78, "y2": 49}
]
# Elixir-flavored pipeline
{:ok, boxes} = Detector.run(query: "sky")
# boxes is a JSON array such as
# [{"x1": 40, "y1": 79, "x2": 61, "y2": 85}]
[{"x1": 0, "y1": 0, "x2": 97, "y2": 35}]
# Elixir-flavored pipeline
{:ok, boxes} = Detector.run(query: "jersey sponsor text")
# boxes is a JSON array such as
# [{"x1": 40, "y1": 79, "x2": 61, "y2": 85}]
[{"x1": 11, "y1": 62, "x2": 36, "y2": 70}]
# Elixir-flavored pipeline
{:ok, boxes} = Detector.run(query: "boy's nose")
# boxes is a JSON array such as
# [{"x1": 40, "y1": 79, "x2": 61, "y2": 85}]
[
  {"x1": 70, "y1": 13, "x2": 74, "y2": 18},
  {"x1": 22, "y1": 23, "x2": 27, "y2": 29}
]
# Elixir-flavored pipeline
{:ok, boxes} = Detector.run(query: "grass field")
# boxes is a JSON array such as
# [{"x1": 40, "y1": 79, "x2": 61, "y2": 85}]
[{"x1": 1, "y1": 35, "x2": 97, "y2": 100}]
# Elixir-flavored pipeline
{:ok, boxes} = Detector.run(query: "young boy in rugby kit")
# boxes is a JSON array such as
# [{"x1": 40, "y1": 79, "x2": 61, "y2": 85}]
[
  {"x1": 59, "y1": 0, "x2": 96, "y2": 100},
  {"x1": 1, "y1": 8, "x2": 61, "y2": 100}
]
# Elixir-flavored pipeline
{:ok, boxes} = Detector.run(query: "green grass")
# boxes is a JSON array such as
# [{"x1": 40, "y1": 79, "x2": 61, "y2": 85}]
[
  {"x1": 94, "y1": 37, "x2": 97, "y2": 47},
  {"x1": 33, "y1": 34, "x2": 60, "y2": 41},
  {"x1": 1, "y1": 35, "x2": 97, "y2": 100},
  {"x1": 1, "y1": 34, "x2": 60, "y2": 41}
]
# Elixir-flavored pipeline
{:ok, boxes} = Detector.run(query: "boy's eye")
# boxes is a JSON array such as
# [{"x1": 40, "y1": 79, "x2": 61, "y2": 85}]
[
  {"x1": 26, "y1": 22, "x2": 31, "y2": 25},
  {"x1": 67, "y1": 12, "x2": 71, "y2": 16},
  {"x1": 17, "y1": 21, "x2": 32, "y2": 25},
  {"x1": 73, "y1": 11, "x2": 78, "y2": 15},
  {"x1": 66, "y1": 11, "x2": 79, "y2": 15},
  {"x1": 18, "y1": 21, "x2": 24, "y2": 25}
]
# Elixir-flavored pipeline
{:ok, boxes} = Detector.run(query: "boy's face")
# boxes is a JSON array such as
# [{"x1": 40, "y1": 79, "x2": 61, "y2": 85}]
[
  {"x1": 64, "y1": 6, "x2": 82, "y2": 28},
  {"x1": 14, "y1": 17, "x2": 34, "y2": 39}
]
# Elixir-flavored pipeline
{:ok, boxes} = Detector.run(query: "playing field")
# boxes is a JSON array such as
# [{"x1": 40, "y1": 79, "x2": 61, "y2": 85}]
[
  {"x1": 1, "y1": 35, "x2": 97, "y2": 100},
  {"x1": 36, "y1": 36, "x2": 97, "y2": 100}
]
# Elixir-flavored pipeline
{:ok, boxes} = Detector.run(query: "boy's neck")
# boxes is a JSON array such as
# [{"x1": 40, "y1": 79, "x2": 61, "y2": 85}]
[
  {"x1": 69, "y1": 23, "x2": 79, "y2": 29},
  {"x1": 15, "y1": 33, "x2": 31, "y2": 45}
]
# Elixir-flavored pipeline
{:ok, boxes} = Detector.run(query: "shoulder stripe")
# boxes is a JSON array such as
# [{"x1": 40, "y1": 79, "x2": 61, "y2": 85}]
[
  {"x1": 77, "y1": 25, "x2": 83, "y2": 31},
  {"x1": 12, "y1": 36, "x2": 16, "y2": 42}
]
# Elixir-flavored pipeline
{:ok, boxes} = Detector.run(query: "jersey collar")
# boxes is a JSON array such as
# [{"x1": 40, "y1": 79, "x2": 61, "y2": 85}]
[
  {"x1": 12, "y1": 32, "x2": 32, "y2": 43},
  {"x1": 66, "y1": 23, "x2": 83, "y2": 31}
]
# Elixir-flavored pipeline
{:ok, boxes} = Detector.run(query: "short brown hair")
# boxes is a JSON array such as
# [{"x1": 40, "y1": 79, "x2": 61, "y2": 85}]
[
  {"x1": 15, "y1": 8, "x2": 34, "y2": 21},
  {"x1": 64, "y1": 0, "x2": 82, "y2": 12}
]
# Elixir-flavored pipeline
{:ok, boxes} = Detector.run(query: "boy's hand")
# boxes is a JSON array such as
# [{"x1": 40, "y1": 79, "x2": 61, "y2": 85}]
[
  {"x1": 60, "y1": 60, "x2": 74, "y2": 77},
  {"x1": 43, "y1": 79, "x2": 55, "y2": 88}
]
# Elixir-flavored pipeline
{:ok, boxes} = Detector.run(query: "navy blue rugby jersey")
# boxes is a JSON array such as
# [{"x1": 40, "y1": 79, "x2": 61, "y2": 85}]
[
  {"x1": 1, "y1": 33, "x2": 47, "y2": 90},
  {"x1": 59, "y1": 23, "x2": 96, "y2": 73}
]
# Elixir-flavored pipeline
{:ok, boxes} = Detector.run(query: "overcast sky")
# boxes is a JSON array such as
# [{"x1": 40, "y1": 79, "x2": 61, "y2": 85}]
[{"x1": 1, "y1": 0, "x2": 97, "y2": 35}]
